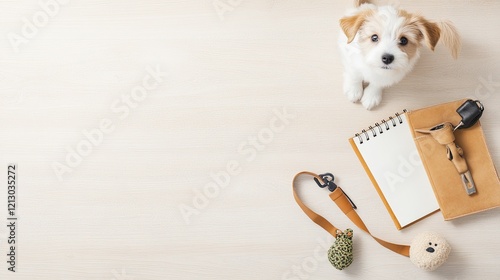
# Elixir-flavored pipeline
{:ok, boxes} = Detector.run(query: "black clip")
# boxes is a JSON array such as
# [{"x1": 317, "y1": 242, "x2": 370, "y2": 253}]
[
  {"x1": 314, "y1": 173, "x2": 337, "y2": 192},
  {"x1": 314, "y1": 172, "x2": 357, "y2": 209}
]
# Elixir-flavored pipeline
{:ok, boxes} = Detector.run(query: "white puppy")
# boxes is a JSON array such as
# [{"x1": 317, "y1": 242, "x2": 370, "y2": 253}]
[{"x1": 338, "y1": 0, "x2": 461, "y2": 110}]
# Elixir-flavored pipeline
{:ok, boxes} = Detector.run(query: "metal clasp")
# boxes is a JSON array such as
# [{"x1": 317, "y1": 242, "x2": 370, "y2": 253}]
[
  {"x1": 314, "y1": 173, "x2": 337, "y2": 192},
  {"x1": 314, "y1": 173, "x2": 357, "y2": 209},
  {"x1": 461, "y1": 170, "x2": 477, "y2": 195}
]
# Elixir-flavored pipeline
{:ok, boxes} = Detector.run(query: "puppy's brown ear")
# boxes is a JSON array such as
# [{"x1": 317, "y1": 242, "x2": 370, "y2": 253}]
[
  {"x1": 435, "y1": 20, "x2": 461, "y2": 59},
  {"x1": 417, "y1": 18, "x2": 441, "y2": 51},
  {"x1": 340, "y1": 10, "x2": 372, "y2": 44}
]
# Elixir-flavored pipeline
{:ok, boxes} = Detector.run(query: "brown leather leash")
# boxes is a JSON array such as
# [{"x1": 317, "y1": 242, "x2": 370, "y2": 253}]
[{"x1": 292, "y1": 171, "x2": 410, "y2": 257}]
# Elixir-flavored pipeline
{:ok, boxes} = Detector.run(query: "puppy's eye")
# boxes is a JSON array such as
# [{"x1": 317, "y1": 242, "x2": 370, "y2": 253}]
[
  {"x1": 435, "y1": 244, "x2": 438, "y2": 246},
  {"x1": 428, "y1": 242, "x2": 432, "y2": 245},
  {"x1": 400, "y1": 37, "x2": 408, "y2": 46},
  {"x1": 371, "y1": 34, "x2": 378, "y2": 42}
]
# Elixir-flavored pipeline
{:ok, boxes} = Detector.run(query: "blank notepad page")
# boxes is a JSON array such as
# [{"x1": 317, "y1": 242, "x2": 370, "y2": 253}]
[{"x1": 351, "y1": 114, "x2": 439, "y2": 228}]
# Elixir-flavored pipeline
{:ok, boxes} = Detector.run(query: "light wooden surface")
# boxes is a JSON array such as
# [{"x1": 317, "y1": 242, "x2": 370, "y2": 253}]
[{"x1": 0, "y1": 0, "x2": 499, "y2": 279}]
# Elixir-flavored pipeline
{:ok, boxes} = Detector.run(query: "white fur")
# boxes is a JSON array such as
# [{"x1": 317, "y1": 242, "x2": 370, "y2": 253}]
[
  {"x1": 338, "y1": 4, "x2": 420, "y2": 110},
  {"x1": 410, "y1": 231, "x2": 451, "y2": 271}
]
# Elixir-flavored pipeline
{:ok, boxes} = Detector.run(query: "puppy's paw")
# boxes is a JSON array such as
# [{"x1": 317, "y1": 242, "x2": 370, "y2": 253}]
[
  {"x1": 361, "y1": 95, "x2": 381, "y2": 110},
  {"x1": 361, "y1": 86, "x2": 382, "y2": 110},
  {"x1": 344, "y1": 82, "x2": 364, "y2": 103}
]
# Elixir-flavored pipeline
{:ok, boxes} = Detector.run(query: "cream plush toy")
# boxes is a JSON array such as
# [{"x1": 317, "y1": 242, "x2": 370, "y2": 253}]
[
  {"x1": 293, "y1": 172, "x2": 453, "y2": 271},
  {"x1": 409, "y1": 232, "x2": 451, "y2": 271}
]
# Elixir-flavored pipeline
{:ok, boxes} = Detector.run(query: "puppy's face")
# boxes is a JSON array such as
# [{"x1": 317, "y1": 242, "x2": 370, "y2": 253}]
[{"x1": 340, "y1": 6, "x2": 440, "y2": 72}]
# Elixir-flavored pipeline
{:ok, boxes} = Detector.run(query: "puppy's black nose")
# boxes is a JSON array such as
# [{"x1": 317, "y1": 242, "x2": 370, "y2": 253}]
[
  {"x1": 382, "y1": 54, "x2": 394, "y2": 65},
  {"x1": 426, "y1": 247, "x2": 435, "y2": 253}
]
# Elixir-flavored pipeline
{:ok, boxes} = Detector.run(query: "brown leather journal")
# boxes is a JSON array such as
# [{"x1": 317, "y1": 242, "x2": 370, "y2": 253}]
[
  {"x1": 349, "y1": 99, "x2": 500, "y2": 229},
  {"x1": 406, "y1": 99, "x2": 500, "y2": 220}
]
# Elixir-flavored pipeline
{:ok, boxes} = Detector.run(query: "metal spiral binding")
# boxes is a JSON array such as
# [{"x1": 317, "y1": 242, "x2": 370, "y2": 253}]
[
  {"x1": 374, "y1": 122, "x2": 383, "y2": 134},
  {"x1": 354, "y1": 110, "x2": 407, "y2": 144},
  {"x1": 361, "y1": 129, "x2": 369, "y2": 141}
]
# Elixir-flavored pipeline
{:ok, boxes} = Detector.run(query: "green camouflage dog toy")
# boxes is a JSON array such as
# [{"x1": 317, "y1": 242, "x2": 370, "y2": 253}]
[{"x1": 327, "y1": 229, "x2": 354, "y2": 270}]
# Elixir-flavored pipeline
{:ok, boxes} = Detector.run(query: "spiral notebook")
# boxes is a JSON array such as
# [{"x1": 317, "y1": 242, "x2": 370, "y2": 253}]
[
  {"x1": 349, "y1": 112, "x2": 440, "y2": 230},
  {"x1": 349, "y1": 99, "x2": 500, "y2": 230}
]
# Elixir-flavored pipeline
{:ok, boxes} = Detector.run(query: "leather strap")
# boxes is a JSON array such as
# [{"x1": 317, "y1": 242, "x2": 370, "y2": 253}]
[
  {"x1": 416, "y1": 123, "x2": 477, "y2": 195},
  {"x1": 293, "y1": 171, "x2": 410, "y2": 257},
  {"x1": 416, "y1": 123, "x2": 468, "y2": 173}
]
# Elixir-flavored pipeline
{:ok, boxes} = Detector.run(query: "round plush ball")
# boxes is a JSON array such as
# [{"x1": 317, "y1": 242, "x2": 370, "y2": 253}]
[{"x1": 409, "y1": 231, "x2": 451, "y2": 271}]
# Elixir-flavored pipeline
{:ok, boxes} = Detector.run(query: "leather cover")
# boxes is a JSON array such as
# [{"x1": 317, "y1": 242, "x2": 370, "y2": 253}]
[{"x1": 406, "y1": 99, "x2": 500, "y2": 220}]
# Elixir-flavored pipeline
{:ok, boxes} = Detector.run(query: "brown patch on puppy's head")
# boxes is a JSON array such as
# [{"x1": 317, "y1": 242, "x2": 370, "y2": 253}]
[
  {"x1": 398, "y1": 10, "x2": 441, "y2": 52},
  {"x1": 354, "y1": 0, "x2": 372, "y2": 7},
  {"x1": 340, "y1": 10, "x2": 374, "y2": 44}
]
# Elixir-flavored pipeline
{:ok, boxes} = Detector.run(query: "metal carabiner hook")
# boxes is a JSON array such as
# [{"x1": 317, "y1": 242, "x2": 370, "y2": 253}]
[{"x1": 314, "y1": 173, "x2": 337, "y2": 192}]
